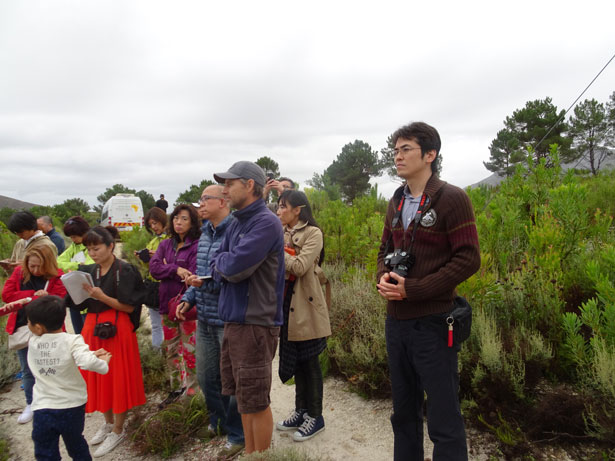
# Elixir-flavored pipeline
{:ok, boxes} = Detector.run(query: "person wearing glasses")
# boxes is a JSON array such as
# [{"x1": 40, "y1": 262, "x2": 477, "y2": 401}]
[
  {"x1": 149, "y1": 204, "x2": 200, "y2": 407},
  {"x1": 177, "y1": 185, "x2": 245, "y2": 458},
  {"x1": 376, "y1": 122, "x2": 480, "y2": 461},
  {"x1": 57, "y1": 216, "x2": 95, "y2": 334}
]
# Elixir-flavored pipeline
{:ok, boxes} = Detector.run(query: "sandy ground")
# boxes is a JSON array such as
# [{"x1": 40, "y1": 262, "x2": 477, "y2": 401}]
[{"x1": 0, "y1": 301, "x2": 494, "y2": 461}]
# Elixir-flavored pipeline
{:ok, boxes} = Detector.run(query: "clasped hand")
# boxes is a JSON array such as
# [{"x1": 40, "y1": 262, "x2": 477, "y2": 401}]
[{"x1": 376, "y1": 272, "x2": 407, "y2": 301}]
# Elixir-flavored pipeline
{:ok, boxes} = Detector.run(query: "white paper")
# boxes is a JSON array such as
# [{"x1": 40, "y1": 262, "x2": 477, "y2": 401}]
[
  {"x1": 60, "y1": 271, "x2": 94, "y2": 305},
  {"x1": 71, "y1": 251, "x2": 87, "y2": 264}
]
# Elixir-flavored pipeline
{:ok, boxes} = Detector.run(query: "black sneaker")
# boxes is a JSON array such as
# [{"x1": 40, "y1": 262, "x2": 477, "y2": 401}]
[
  {"x1": 276, "y1": 409, "x2": 307, "y2": 431},
  {"x1": 292, "y1": 414, "x2": 325, "y2": 441}
]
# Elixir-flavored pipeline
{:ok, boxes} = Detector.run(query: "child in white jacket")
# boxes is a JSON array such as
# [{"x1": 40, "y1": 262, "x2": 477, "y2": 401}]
[{"x1": 26, "y1": 295, "x2": 111, "y2": 460}]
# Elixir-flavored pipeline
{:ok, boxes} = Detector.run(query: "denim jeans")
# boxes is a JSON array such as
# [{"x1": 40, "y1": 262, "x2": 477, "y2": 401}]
[
  {"x1": 68, "y1": 309, "x2": 85, "y2": 335},
  {"x1": 148, "y1": 307, "x2": 163, "y2": 348},
  {"x1": 32, "y1": 404, "x2": 91, "y2": 461},
  {"x1": 385, "y1": 315, "x2": 467, "y2": 461},
  {"x1": 295, "y1": 355, "x2": 323, "y2": 418},
  {"x1": 196, "y1": 321, "x2": 244, "y2": 445},
  {"x1": 17, "y1": 347, "x2": 34, "y2": 405}
]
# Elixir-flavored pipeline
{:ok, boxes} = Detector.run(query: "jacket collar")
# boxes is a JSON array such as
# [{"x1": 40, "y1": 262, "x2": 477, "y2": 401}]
[
  {"x1": 203, "y1": 213, "x2": 233, "y2": 235},
  {"x1": 233, "y1": 198, "x2": 267, "y2": 222},
  {"x1": 284, "y1": 220, "x2": 308, "y2": 233},
  {"x1": 393, "y1": 175, "x2": 446, "y2": 208}
]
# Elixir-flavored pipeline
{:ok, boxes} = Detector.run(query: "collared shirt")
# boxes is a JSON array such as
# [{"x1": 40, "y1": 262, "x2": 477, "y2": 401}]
[{"x1": 401, "y1": 185, "x2": 422, "y2": 230}]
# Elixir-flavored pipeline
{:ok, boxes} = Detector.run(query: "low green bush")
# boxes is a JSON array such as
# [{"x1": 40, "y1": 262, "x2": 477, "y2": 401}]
[
  {"x1": 242, "y1": 446, "x2": 320, "y2": 461},
  {"x1": 325, "y1": 261, "x2": 389, "y2": 398},
  {"x1": 131, "y1": 393, "x2": 208, "y2": 458}
]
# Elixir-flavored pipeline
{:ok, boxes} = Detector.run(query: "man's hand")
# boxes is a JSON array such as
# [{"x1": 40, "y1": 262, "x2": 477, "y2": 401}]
[
  {"x1": 176, "y1": 301, "x2": 193, "y2": 321},
  {"x1": 376, "y1": 272, "x2": 407, "y2": 301},
  {"x1": 185, "y1": 274, "x2": 203, "y2": 288}
]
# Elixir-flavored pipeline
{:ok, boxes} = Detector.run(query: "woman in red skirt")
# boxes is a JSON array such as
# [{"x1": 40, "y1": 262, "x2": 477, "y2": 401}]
[{"x1": 66, "y1": 226, "x2": 146, "y2": 458}]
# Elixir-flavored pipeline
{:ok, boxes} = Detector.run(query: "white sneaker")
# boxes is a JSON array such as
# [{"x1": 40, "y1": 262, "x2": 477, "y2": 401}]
[
  {"x1": 92, "y1": 431, "x2": 125, "y2": 457},
  {"x1": 17, "y1": 405, "x2": 33, "y2": 424},
  {"x1": 90, "y1": 423, "x2": 113, "y2": 445}
]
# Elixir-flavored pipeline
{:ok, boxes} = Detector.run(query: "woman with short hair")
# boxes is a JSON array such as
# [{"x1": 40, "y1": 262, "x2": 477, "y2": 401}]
[
  {"x1": 57, "y1": 216, "x2": 94, "y2": 334},
  {"x1": 149, "y1": 204, "x2": 200, "y2": 406},
  {"x1": 1, "y1": 242, "x2": 67, "y2": 424}
]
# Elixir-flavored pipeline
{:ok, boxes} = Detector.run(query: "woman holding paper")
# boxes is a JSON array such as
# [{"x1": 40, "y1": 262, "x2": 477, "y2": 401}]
[
  {"x1": 65, "y1": 226, "x2": 146, "y2": 457},
  {"x1": 1, "y1": 242, "x2": 67, "y2": 424},
  {"x1": 57, "y1": 216, "x2": 94, "y2": 334},
  {"x1": 149, "y1": 204, "x2": 200, "y2": 407}
]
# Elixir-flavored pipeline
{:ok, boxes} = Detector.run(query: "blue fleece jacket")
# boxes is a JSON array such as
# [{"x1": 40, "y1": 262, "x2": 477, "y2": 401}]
[
  {"x1": 210, "y1": 199, "x2": 284, "y2": 327},
  {"x1": 182, "y1": 214, "x2": 234, "y2": 326}
]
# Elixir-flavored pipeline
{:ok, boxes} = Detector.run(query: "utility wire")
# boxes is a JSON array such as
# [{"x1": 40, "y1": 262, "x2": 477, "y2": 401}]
[{"x1": 535, "y1": 52, "x2": 615, "y2": 151}]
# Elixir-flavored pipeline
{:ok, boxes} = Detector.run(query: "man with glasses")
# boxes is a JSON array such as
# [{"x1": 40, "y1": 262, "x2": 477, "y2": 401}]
[
  {"x1": 210, "y1": 161, "x2": 284, "y2": 455},
  {"x1": 177, "y1": 184, "x2": 244, "y2": 457},
  {"x1": 376, "y1": 122, "x2": 480, "y2": 460}
]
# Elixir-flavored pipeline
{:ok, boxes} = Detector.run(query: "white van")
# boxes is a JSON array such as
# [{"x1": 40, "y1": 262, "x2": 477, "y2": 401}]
[{"x1": 101, "y1": 194, "x2": 144, "y2": 231}]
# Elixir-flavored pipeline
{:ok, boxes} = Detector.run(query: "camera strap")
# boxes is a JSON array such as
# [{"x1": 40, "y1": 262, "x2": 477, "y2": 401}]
[
  {"x1": 390, "y1": 193, "x2": 429, "y2": 254},
  {"x1": 94, "y1": 258, "x2": 120, "y2": 326}
]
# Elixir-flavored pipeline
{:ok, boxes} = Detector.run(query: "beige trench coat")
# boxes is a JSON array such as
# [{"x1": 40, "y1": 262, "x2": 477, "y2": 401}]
[{"x1": 283, "y1": 221, "x2": 332, "y2": 342}]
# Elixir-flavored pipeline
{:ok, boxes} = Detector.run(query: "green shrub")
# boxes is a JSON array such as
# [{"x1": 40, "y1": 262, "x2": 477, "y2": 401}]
[
  {"x1": 136, "y1": 331, "x2": 167, "y2": 393},
  {"x1": 120, "y1": 227, "x2": 153, "y2": 277},
  {"x1": 0, "y1": 316, "x2": 20, "y2": 389},
  {"x1": 325, "y1": 261, "x2": 389, "y2": 397},
  {"x1": 131, "y1": 394, "x2": 208, "y2": 458},
  {"x1": 242, "y1": 446, "x2": 321, "y2": 461}
]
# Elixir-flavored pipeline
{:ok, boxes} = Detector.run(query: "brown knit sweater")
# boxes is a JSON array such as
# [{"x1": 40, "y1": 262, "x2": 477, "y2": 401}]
[{"x1": 376, "y1": 175, "x2": 481, "y2": 319}]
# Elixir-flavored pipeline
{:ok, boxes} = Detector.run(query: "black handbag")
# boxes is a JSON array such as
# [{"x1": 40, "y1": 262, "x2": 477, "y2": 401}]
[
  {"x1": 142, "y1": 279, "x2": 160, "y2": 310},
  {"x1": 423, "y1": 296, "x2": 472, "y2": 350},
  {"x1": 446, "y1": 296, "x2": 472, "y2": 347}
]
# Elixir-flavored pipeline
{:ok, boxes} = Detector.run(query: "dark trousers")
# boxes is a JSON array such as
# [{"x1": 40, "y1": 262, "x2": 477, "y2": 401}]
[
  {"x1": 385, "y1": 315, "x2": 467, "y2": 461},
  {"x1": 32, "y1": 404, "x2": 91, "y2": 461},
  {"x1": 295, "y1": 355, "x2": 323, "y2": 418},
  {"x1": 69, "y1": 310, "x2": 86, "y2": 335}
]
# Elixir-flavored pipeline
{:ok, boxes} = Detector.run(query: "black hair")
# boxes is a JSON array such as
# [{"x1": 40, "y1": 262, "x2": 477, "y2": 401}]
[
  {"x1": 25, "y1": 295, "x2": 66, "y2": 331},
  {"x1": 83, "y1": 226, "x2": 115, "y2": 247},
  {"x1": 8, "y1": 211, "x2": 38, "y2": 234},
  {"x1": 277, "y1": 177, "x2": 296, "y2": 189},
  {"x1": 278, "y1": 190, "x2": 325, "y2": 264},
  {"x1": 63, "y1": 216, "x2": 91, "y2": 237},
  {"x1": 168, "y1": 204, "x2": 201, "y2": 242},
  {"x1": 144, "y1": 207, "x2": 168, "y2": 234},
  {"x1": 391, "y1": 121, "x2": 442, "y2": 175}
]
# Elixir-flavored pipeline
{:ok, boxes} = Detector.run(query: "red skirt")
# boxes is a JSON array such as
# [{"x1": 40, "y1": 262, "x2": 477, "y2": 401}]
[{"x1": 81, "y1": 310, "x2": 146, "y2": 414}]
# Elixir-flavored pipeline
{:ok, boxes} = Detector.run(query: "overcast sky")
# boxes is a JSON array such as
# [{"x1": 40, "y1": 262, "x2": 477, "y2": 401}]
[{"x1": 1, "y1": 0, "x2": 613, "y2": 209}]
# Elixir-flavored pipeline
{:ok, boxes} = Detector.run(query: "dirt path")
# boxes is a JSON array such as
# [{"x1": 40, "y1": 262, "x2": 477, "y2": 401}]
[
  {"x1": 0, "y1": 305, "x2": 495, "y2": 460},
  {"x1": 1, "y1": 350, "x2": 497, "y2": 461}
]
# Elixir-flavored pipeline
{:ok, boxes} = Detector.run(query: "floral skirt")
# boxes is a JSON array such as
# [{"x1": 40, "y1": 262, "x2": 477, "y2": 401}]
[{"x1": 163, "y1": 315, "x2": 197, "y2": 393}]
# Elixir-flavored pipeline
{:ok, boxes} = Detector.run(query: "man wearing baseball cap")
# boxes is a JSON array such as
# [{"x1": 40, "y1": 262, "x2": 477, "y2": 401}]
[{"x1": 210, "y1": 161, "x2": 285, "y2": 455}]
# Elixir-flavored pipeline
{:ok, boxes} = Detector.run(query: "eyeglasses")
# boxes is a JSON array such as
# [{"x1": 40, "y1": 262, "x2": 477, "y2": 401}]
[
  {"x1": 199, "y1": 195, "x2": 224, "y2": 203},
  {"x1": 393, "y1": 145, "x2": 422, "y2": 156}
]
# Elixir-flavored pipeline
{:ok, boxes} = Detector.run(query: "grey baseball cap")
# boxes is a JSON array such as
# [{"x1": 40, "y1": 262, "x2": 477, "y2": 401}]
[{"x1": 213, "y1": 161, "x2": 266, "y2": 187}]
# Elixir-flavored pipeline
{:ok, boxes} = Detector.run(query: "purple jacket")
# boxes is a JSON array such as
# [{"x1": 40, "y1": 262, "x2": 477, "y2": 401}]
[{"x1": 149, "y1": 236, "x2": 198, "y2": 315}]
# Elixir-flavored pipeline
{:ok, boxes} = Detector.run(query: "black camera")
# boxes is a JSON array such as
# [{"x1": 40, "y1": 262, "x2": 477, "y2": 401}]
[
  {"x1": 266, "y1": 171, "x2": 276, "y2": 181},
  {"x1": 93, "y1": 322, "x2": 117, "y2": 339},
  {"x1": 384, "y1": 250, "x2": 415, "y2": 280}
]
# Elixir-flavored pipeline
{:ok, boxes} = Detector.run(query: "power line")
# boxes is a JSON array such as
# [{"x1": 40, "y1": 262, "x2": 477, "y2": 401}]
[{"x1": 535, "y1": 52, "x2": 615, "y2": 151}]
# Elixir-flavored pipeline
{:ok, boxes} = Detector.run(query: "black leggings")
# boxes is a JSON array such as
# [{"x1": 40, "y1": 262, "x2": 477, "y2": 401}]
[{"x1": 294, "y1": 354, "x2": 323, "y2": 418}]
